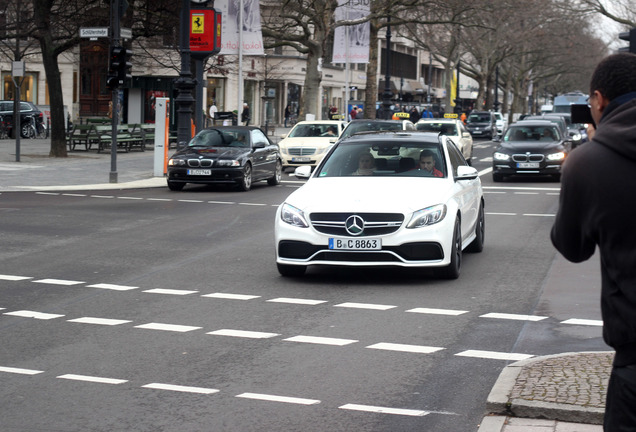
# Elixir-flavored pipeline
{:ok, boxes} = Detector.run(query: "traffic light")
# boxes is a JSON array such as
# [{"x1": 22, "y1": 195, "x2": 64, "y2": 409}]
[
  {"x1": 618, "y1": 28, "x2": 636, "y2": 54},
  {"x1": 117, "y1": 47, "x2": 132, "y2": 84},
  {"x1": 107, "y1": 46, "x2": 124, "y2": 89}
]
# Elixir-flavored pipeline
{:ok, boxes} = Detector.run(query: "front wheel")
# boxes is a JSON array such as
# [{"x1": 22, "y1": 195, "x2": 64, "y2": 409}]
[
  {"x1": 21, "y1": 124, "x2": 35, "y2": 138},
  {"x1": 268, "y1": 160, "x2": 282, "y2": 186},
  {"x1": 238, "y1": 163, "x2": 252, "y2": 191},
  {"x1": 167, "y1": 180, "x2": 185, "y2": 191},
  {"x1": 466, "y1": 201, "x2": 485, "y2": 253},
  {"x1": 437, "y1": 218, "x2": 462, "y2": 279}
]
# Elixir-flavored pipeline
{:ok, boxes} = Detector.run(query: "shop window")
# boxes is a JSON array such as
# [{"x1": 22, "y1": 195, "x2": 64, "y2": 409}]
[{"x1": 2, "y1": 72, "x2": 38, "y2": 103}]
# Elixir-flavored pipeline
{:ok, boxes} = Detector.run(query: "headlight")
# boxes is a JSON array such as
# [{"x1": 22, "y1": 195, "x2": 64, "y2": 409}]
[
  {"x1": 493, "y1": 152, "x2": 510, "y2": 161},
  {"x1": 168, "y1": 159, "x2": 185, "y2": 166},
  {"x1": 547, "y1": 152, "x2": 566, "y2": 161},
  {"x1": 216, "y1": 160, "x2": 241, "y2": 167},
  {"x1": 407, "y1": 204, "x2": 447, "y2": 228},
  {"x1": 571, "y1": 133, "x2": 581, "y2": 141},
  {"x1": 279, "y1": 146, "x2": 288, "y2": 155},
  {"x1": 280, "y1": 203, "x2": 309, "y2": 228}
]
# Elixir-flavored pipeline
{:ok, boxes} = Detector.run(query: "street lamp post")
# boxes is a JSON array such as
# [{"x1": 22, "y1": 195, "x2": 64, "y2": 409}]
[{"x1": 174, "y1": 0, "x2": 196, "y2": 149}]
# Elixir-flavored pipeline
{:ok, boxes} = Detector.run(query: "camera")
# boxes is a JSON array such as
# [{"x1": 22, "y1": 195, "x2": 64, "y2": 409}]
[{"x1": 571, "y1": 104, "x2": 595, "y2": 127}]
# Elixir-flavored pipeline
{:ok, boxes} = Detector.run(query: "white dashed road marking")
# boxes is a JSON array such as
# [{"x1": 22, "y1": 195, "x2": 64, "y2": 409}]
[
  {"x1": 366, "y1": 343, "x2": 445, "y2": 354},
  {"x1": 339, "y1": 404, "x2": 429, "y2": 416},
  {"x1": 561, "y1": 318, "x2": 603, "y2": 326},
  {"x1": 480, "y1": 313, "x2": 548, "y2": 321},
  {"x1": 0, "y1": 274, "x2": 32, "y2": 281},
  {"x1": 407, "y1": 307, "x2": 468, "y2": 316},
  {"x1": 4, "y1": 310, "x2": 64, "y2": 320},
  {"x1": 236, "y1": 392, "x2": 320, "y2": 405},
  {"x1": 334, "y1": 302, "x2": 396, "y2": 311},
  {"x1": 207, "y1": 329, "x2": 280, "y2": 339},
  {"x1": 267, "y1": 297, "x2": 328, "y2": 305},
  {"x1": 87, "y1": 283, "x2": 138, "y2": 291},
  {"x1": 67, "y1": 317, "x2": 132, "y2": 326},
  {"x1": 0, "y1": 366, "x2": 44, "y2": 375},
  {"x1": 57, "y1": 374, "x2": 127, "y2": 384},
  {"x1": 33, "y1": 278, "x2": 84, "y2": 286},
  {"x1": 143, "y1": 288, "x2": 198, "y2": 295},
  {"x1": 142, "y1": 383, "x2": 220, "y2": 394},
  {"x1": 134, "y1": 323, "x2": 202, "y2": 332},
  {"x1": 283, "y1": 335, "x2": 358, "y2": 346},
  {"x1": 202, "y1": 293, "x2": 260, "y2": 300},
  {"x1": 455, "y1": 350, "x2": 533, "y2": 361}
]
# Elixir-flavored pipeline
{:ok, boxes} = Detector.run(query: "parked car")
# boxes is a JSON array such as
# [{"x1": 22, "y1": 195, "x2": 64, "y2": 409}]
[
  {"x1": 338, "y1": 119, "x2": 415, "y2": 141},
  {"x1": 277, "y1": 120, "x2": 346, "y2": 170},
  {"x1": 275, "y1": 131, "x2": 484, "y2": 278},
  {"x1": 0, "y1": 100, "x2": 44, "y2": 138},
  {"x1": 416, "y1": 116, "x2": 474, "y2": 164},
  {"x1": 492, "y1": 120, "x2": 568, "y2": 182},
  {"x1": 465, "y1": 111, "x2": 497, "y2": 139},
  {"x1": 493, "y1": 111, "x2": 508, "y2": 136},
  {"x1": 166, "y1": 126, "x2": 281, "y2": 191}
]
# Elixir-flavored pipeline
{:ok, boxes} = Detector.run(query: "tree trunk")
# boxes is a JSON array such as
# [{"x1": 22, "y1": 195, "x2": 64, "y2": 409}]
[
  {"x1": 364, "y1": 18, "x2": 379, "y2": 119},
  {"x1": 301, "y1": 40, "x2": 323, "y2": 120}
]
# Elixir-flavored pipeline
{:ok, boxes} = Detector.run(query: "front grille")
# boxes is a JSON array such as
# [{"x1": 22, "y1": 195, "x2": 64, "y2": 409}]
[
  {"x1": 512, "y1": 154, "x2": 544, "y2": 163},
  {"x1": 310, "y1": 213, "x2": 404, "y2": 236},
  {"x1": 187, "y1": 159, "x2": 214, "y2": 167},
  {"x1": 288, "y1": 147, "x2": 317, "y2": 156}
]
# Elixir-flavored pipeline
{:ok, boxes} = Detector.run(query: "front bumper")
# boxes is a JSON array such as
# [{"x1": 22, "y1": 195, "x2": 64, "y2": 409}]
[
  {"x1": 492, "y1": 161, "x2": 563, "y2": 176},
  {"x1": 167, "y1": 166, "x2": 244, "y2": 184}
]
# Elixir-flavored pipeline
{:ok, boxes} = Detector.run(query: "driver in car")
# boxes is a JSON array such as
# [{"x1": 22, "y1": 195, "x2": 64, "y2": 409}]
[{"x1": 415, "y1": 150, "x2": 443, "y2": 177}]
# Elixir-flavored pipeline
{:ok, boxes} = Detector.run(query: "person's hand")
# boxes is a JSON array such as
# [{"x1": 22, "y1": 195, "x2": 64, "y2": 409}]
[{"x1": 586, "y1": 124, "x2": 596, "y2": 141}]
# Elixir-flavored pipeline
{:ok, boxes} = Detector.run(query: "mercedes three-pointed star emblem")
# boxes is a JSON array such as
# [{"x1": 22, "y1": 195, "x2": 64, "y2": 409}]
[{"x1": 345, "y1": 215, "x2": 365, "y2": 236}]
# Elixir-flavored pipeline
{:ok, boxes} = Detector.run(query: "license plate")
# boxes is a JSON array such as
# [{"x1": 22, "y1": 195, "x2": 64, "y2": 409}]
[
  {"x1": 517, "y1": 162, "x2": 540, "y2": 168},
  {"x1": 292, "y1": 157, "x2": 311, "y2": 162},
  {"x1": 329, "y1": 238, "x2": 381, "y2": 250},
  {"x1": 187, "y1": 169, "x2": 211, "y2": 175}
]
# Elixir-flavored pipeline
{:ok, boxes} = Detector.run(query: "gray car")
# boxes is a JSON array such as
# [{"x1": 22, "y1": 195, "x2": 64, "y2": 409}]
[{"x1": 0, "y1": 100, "x2": 44, "y2": 138}]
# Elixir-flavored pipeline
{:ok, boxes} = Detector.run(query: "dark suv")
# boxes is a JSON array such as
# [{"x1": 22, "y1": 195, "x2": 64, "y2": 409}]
[
  {"x1": 0, "y1": 100, "x2": 44, "y2": 138},
  {"x1": 465, "y1": 111, "x2": 497, "y2": 139}
]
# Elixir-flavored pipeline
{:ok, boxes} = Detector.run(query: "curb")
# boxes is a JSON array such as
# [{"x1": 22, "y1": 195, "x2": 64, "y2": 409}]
[{"x1": 486, "y1": 352, "x2": 612, "y2": 425}]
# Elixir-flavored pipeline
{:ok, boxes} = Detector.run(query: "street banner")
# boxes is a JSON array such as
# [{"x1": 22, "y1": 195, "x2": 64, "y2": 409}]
[
  {"x1": 332, "y1": 0, "x2": 370, "y2": 64},
  {"x1": 216, "y1": 0, "x2": 264, "y2": 55}
]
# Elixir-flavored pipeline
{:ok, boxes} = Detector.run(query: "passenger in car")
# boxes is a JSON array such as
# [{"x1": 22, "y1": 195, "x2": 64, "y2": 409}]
[
  {"x1": 351, "y1": 152, "x2": 376, "y2": 175},
  {"x1": 542, "y1": 128, "x2": 555, "y2": 140},
  {"x1": 415, "y1": 150, "x2": 443, "y2": 177}
]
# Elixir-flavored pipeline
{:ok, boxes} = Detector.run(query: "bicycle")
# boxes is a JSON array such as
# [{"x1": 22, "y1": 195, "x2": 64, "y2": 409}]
[
  {"x1": 0, "y1": 115, "x2": 8, "y2": 139},
  {"x1": 21, "y1": 114, "x2": 46, "y2": 139}
]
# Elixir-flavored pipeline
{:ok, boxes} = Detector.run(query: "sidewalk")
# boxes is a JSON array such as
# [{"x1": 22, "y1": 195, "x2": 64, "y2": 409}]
[{"x1": 1, "y1": 135, "x2": 611, "y2": 432}]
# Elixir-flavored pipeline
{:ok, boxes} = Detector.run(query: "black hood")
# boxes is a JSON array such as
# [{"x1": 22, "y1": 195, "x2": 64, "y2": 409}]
[{"x1": 171, "y1": 146, "x2": 249, "y2": 159}]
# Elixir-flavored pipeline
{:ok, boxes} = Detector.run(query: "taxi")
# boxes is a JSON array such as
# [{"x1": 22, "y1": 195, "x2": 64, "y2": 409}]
[{"x1": 415, "y1": 113, "x2": 474, "y2": 165}]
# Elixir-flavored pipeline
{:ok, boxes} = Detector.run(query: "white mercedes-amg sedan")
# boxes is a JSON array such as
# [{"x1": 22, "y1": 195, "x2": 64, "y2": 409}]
[{"x1": 274, "y1": 131, "x2": 485, "y2": 278}]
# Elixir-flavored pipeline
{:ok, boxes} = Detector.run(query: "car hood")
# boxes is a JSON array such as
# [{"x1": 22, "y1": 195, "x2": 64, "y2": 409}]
[
  {"x1": 170, "y1": 146, "x2": 249, "y2": 159},
  {"x1": 285, "y1": 177, "x2": 453, "y2": 214},
  {"x1": 498, "y1": 141, "x2": 564, "y2": 152},
  {"x1": 467, "y1": 122, "x2": 490, "y2": 127},
  {"x1": 279, "y1": 137, "x2": 337, "y2": 147}
]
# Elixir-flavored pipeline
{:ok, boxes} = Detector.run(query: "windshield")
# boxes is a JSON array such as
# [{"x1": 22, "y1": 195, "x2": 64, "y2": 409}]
[
  {"x1": 415, "y1": 122, "x2": 458, "y2": 136},
  {"x1": 340, "y1": 121, "x2": 402, "y2": 139},
  {"x1": 288, "y1": 123, "x2": 339, "y2": 138},
  {"x1": 503, "y1": 126, "x2": 560, "y2": 142},
  {"x1": 316, "y1": 140, "x2": 447, "y2": 178},
  {"x1": 467, "y1": 113, "x2": 491, "y2": 123},
  {"x1": 188, "y1": 129, "x2": 249, "y2": 148}
]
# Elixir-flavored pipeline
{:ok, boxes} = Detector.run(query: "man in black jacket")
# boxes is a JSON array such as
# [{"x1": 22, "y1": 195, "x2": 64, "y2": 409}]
[{"x1": 551, "y1": 53, "x2": 636, "y2": 431}]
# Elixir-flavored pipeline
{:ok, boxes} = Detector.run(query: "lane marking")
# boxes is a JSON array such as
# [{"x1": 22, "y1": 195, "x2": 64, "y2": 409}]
[
  {"x1": 366, "y1": 343, "x2": 444, "y2": 354},
  {"x1": 146, "y1": 198, "x2": 173, "y2": 202},
  {"x1": 283, "y1": 335, "x2": 358, "y2": 346},
  {"x1": 87, "y1": 283, "x2": 138, "y2": 291},
  {"x1": 207, "y1": 329, "x2": 280, "y2": 339},
  {"x1": 32, "y1": 278, "x2": 84, "y2": 286},
  {"x1": 267, "y1": 298, "x2": 328, "y2": 306},
  {"x1": 4, "y1": 310, "x2": 64, "y2": 320},
  {"x1": 407, "y1": 307, "x2": 468, "y2": 316},
  {"x1": 143, "y1": 288, "x2": 198, "y2": 295},
  {"x1": 178, "y1": 199, "x2": 204, "y2": 203},
  {"x1": 117, "y1": 196, "x2": 144, "y2": 200},
  {"x1": 208, "y1": 201, "x2": 236, "y2": 205},
  {"x1": 0, "y1": 274, "x2": 32, "y2": 281},
  {"x1": 339, "y1": 404, "x2": 428, "y2": 416},
  {"x1": 134, "y1": 323, "x2": 202, "y2": 332},
  {"x1": 90, "y1": 195, "x2": 114, "y2": 199},
  {"x1": 486, "y1": 212, "x2": 517, "y2": 216},
  {"x1": 202, "y1": 293, "x2": 260, "y2": 300},
  {"x1": 62, "y1": 193, "x2": 87, "y2": 197},
  {"x1": 142, "y1": 383, "x2": 219, "y2": 394},
  {"x1": 236, "y1": 392, "x2": 320, "y2": 405},
  {"x1": 561, "y1": 318, "x2": 603, "y2": 326},
  {"x1": 238, "y1": 202, "x2": 267, "y2": 206},
  {"x1": 0, "y1": 366, "x2": 44, "y2": 375},
  {"x1": 334, "y1": 302, "x2": 396, "y2": 311},
  {"x1": 523, "y1": 213, "x2": 555, "y2": 217},
  {"x1": 35, "y1": 192, "x2": 60, "y2": 195},
  {"x1": 483, "y1": 186, "x2": 560, "y2": 191},
  {"x1": 455, "y1": 350, "x2": 533, "y2": 361},
  {"x1": 514, "y1": 192, "x2": 539, "y2": 195},
  {"x1": 67, "y1": 317, "x2": 132, "y2": 326},
  {"x1": 57, "y1": 374, "x2": 127, "y2": 384},
  {"x1": 480, "y1": 313, "x2": 548, "y2": 322}
]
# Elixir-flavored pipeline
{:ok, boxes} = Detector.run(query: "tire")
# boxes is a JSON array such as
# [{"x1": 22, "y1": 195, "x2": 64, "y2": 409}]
[
  {"x1": 167, "y1": 180, "x2": 185, "y2": 191},
  {"x1": 268, "y1": 160, "x2": 282, "y2": 186},
  {"x1": 552, "y1": 173, "x2": 561, "y2": 182},
  {"x1": 437, "y1": 218, "x2": 462, "y2": 279},
  {"x1": 277, "y1": 263, "x2": 306, "y2": 277},
  {"x1": 492, "y1": 172, "x2": 504, "y2": 182},
  {"x1": 21, "y1": 124, "x2": 35, "y2": 138},
  {"x1": 238, "y1": 163, "x2": 252, "y2": 191},
  {"x1": 466, "y1": 201, "x2": 485, "y2": 253}
]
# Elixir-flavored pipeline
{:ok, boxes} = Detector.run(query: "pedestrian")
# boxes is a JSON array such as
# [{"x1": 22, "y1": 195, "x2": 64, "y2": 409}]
[
  {"x1": 460, "y1": 112, "x2": 467, "y2": 124},
  {"x1": 550, "y1": 52, "x2": 636, "y2": 431},
  {"x1": 241, "y1": 103, "x2": 250, "y2": 126},
  {"x1": 356, "y1": 107, "x2": 363, "y2": 119},
  {"x1": 209, "y1": 101, "x2": 218, "y2": 126},
  {"x1": 409, "y1": 106, "x2": 420, "y2": 123},
  {"x1": 284, "y1": 104, "x2": 291, "y2": 127}
]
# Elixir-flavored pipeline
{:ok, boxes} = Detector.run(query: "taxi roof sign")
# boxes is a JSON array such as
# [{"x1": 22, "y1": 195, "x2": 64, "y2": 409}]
[
  {"x1": 444, "y1": 113, "x2": 459, "y2": 118},
  {"x1": 393, "y1": 112, "x2": 410, "y2": 118}
]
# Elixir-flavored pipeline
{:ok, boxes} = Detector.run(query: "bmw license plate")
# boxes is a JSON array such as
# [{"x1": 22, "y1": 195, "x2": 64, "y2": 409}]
[
  {"x1": 329, "y1": 238, "x2": 381, "y2": 250},
  {"x1": 187, "y1": 169, "x2": 212, "y2": 175},
  {"x1": 517, "y1": 162, "x2": 540, "y2": 168}
]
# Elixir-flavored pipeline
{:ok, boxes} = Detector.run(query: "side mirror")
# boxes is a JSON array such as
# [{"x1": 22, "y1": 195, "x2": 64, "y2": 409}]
[
  {"x1": 280, "y1": 133, "x2": 288, "y2": 139},
  {"x1": 253, "y1": 142, "x2": 266, "y2": 149},
  {"x1": 294, "y1": 165, "x2": 312, "y2": 179},
  {"x1": 456, "y1": 165, "x2": 479, "y2": 180}
]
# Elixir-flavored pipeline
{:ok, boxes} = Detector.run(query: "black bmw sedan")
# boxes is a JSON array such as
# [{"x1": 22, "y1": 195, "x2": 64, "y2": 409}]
[
  {"x1": 492, "y1": 120, "x2": 569, "y2": 182},
  {"x1": 167, "y1": 126, "x2": 282, "y2": 191}
]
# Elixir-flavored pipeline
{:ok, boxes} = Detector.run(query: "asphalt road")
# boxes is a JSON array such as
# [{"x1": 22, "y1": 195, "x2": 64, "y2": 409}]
[{"x1": 0, "y1": 138, "x2": 607, "y2": 432}]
